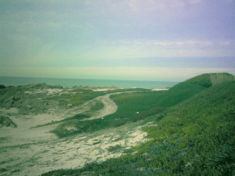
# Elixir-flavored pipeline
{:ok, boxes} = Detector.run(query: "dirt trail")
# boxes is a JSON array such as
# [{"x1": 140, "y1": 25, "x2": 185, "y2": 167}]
[
  {"x1": 0, "y1": 92, "x2": 119, "y2": 148},
  {"x1": 0, "y1": 91, "x2": 147, "y2": 176},
  {"x1": 80, "y1": 92, "x2": 120, "y2": 121},
  {"x1": 57, "y1": 92, "x2": 120, "y2": 122}
]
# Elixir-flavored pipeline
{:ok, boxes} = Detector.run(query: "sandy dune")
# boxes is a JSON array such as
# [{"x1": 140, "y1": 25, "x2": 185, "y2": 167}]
[{"x1": 0, "y1": 91, "x2": 147, "y2": 176}]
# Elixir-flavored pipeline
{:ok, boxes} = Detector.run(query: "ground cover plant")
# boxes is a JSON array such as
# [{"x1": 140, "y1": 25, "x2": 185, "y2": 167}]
[
  {"x1": 52, "y1": 73, "x2": 212, "y2": 138},
  {"x1": 43, "y1": 73, "x2": 235, "y2": 176}
]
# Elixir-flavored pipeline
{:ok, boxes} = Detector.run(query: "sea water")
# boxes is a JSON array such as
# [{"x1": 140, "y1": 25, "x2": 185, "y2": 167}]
[{"x1": 0, "y1": 76, "x2": 177, "y2": 89}]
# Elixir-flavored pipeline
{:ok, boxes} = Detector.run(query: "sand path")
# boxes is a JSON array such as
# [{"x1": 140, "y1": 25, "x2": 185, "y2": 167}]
[
  {"x1": 80, "y1": 92, "x2": 120, "y2": 121},
  {"x1": 0, "y1": 91, "x2": 147, "y2": 176}
]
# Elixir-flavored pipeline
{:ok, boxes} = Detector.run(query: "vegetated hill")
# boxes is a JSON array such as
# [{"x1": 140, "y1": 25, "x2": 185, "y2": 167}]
[
  {"x1": 149, "y1": 72, "x2": 234, "y2": 108},
  {"x1": 185, "y1": 72, "x2": 235, "y2": 88},
  {"x1": 53, "y1": 73, "x2": 233, "y2": 138},
  {"x1": 43, "y1": 73, "x2": 235, "y2": 176},
  {"x1": 52, "y1": 75, "x2": 208, "y2": 138}
]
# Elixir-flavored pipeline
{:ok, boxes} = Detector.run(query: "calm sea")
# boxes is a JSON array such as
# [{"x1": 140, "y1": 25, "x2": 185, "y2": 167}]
[{"x1": 0, "y1": 76, "x2": 177, "y2": 89}]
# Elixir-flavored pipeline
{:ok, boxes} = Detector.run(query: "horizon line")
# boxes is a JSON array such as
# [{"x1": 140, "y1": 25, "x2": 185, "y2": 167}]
[{"x1": 0, "y1": 75, "x2": 179, "y2": 83}]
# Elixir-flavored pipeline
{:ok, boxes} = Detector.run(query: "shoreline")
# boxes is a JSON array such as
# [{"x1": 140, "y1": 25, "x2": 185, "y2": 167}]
[{"x1": 0, "y1": 76, "x2": 177, "y2": 89}]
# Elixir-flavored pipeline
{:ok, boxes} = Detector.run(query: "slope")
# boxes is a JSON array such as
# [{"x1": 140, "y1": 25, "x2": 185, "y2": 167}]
[
  {"x1": 52, "y1": 73, "x2": 234, "y2": 138},
  {"x1": 43, "y1": 75, "x2": 235, "y2": 175}
]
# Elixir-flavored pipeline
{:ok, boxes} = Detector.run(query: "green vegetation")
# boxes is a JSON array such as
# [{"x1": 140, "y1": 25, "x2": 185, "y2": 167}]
[
  {"x1": 32, "y1": 114, "x2": 91, "y2": 128},
  {"x1": 34, "y1": 100, "x2": 105, "y2": 129},
  {"x1": 52, "y1": 73, "x2": 208, "y2": 138},
  {"x1": 43, "y1": 73, "x2": 235, "y2": 176},
  {"x1": 89, "y1": 100, "x2": 105, "y2": 112},
  {"x1": 0, "y1": 84, "x2": 6, "y2": 89},
  {"x1": 107, "y1": 145, "x2": 123, "y2": 152},
  {"x1": 46, "y1": 89, "x2": 105, "y2": 107},
  {"x1": 0, "y1": 84, "x2": 105, "y2": 115},
  {"x1": 186, "y1": 72, "x2": 234, "y2": 87},
  {"x1": 0, "y1": 115, "x2": 17, "y2": 128}
]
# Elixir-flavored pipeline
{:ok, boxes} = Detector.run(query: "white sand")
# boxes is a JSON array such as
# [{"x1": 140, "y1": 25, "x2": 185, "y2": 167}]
[
  {"x1": 0, "y1": 90, "x2": 149, "y2": 176},
  {"x1": 92, "y1": 88, "x2": 119, "y2": 92},
  {"x1": 152, "y1": 88, "x2": 168, "y2": 91}
]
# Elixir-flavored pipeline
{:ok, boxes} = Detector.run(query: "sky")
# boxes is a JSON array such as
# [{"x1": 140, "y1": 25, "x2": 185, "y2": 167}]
[{"x1": 0, "y1": 0, "x2": 235, "y2": 81}]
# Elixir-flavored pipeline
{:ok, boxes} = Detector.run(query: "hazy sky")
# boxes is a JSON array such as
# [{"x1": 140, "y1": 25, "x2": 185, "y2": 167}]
[{"x1": 0, "y1": 0, "x2": 235, "y2": 81}]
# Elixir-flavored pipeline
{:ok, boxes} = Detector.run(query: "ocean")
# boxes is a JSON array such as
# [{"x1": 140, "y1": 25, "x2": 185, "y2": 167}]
[{"x1": 0, "y1": 76, "x2": 177, "y2": 89}]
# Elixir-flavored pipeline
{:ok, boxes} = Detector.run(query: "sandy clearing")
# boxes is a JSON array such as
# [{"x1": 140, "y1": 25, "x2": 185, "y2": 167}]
[
  {"x1": 0, "y1": 107, "x2": 19, "y2": 114},
  {"x1": 24, "y1": 88, "x2": 63, "y2": 95},
  {"x1": 0, "y1": 90, "x2": 146, "y2": 176},
  {"x1": 152, "y1": 88, "x2": 168, "y2": 91},
  {"x1": 50, "y1": 91, "x2": 125, "y2": 122},
  {"x1": 0, "y1": 121, "x2": 148, "y2": 176},
  {"x1": 80, "y1": 93, "x2": 120, "y2": 121},
  {"x1": 0, "y1": 91, "x2": 127, "y2": 148},
  {"x1": 92, "y1": 88, "x2": 119, "y2": 92}
]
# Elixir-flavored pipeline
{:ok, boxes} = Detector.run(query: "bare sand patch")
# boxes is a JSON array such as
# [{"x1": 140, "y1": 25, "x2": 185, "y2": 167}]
[
  {"x1": 0, "y1": 120, "x2": 149, "y2": 176},
  {"x1": 152, "y1": 88, "x2": 168, "y2": 91},
  {"x1": 92, "y1": 88, "x2": 119, "y2": 92},
  {"x1": 0, "y1": 89, "x2": 148, "y2": 176}
]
